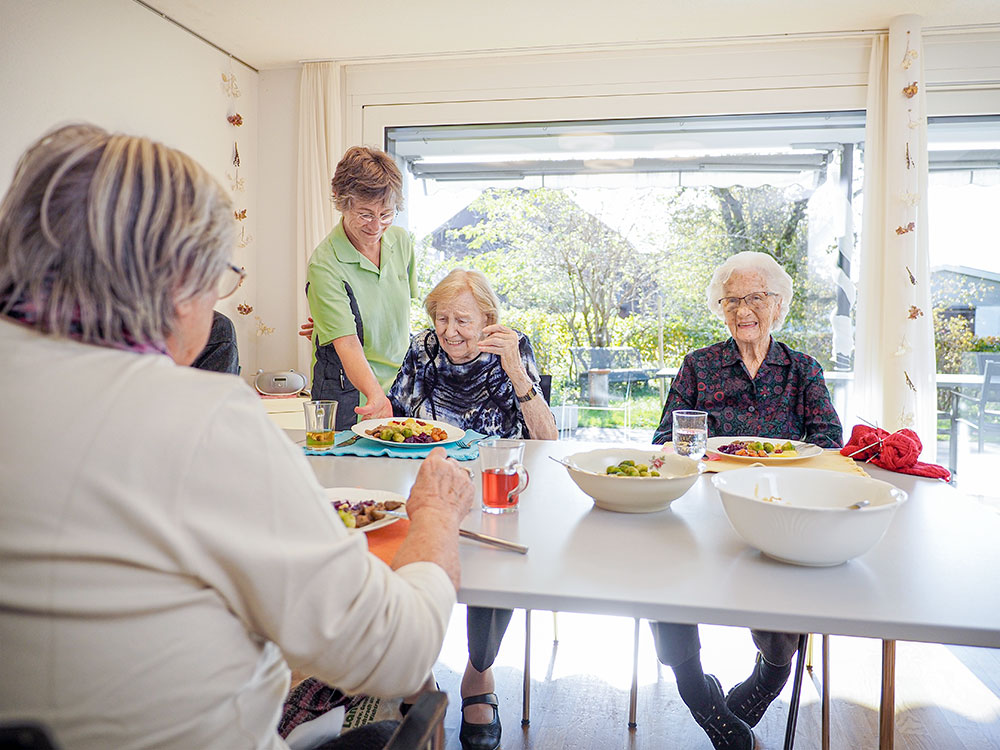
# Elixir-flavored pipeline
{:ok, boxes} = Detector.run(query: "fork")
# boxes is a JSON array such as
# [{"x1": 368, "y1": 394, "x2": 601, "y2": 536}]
[{"x1": 457, "y1": 435, "x2": 485, "y2": 449}]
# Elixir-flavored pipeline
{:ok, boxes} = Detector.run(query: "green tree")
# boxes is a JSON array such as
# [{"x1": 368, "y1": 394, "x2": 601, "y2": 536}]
[{"x1": 448, "y1": 188, "x2": 650, "y2": 348}]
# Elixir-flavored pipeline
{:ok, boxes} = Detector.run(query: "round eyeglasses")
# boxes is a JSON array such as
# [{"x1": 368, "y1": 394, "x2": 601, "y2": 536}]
[
  {"x1": 218, "y1": 263, "x2": 247, "y2": 300},
  {"x1": 352, "y1": 208, "x2": 397, "y2": 226},
  {"x1": 718, "y1": 291, "x2": 778, "y2": 312}
]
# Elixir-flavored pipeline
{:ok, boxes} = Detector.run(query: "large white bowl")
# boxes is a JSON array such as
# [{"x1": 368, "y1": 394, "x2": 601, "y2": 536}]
[
  {"x1": 711, "y1": 467, "x2": 908, "y2": 566},
  {"x1": 562, "y1": 447, "x2": 701, "y2": 513}
]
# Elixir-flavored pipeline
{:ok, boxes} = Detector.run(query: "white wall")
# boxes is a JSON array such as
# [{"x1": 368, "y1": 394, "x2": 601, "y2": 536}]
[
  {"x1": 0, "y1": 0, "x2": 261, "y2": 375},
  {"x1": 256, "y1": 67, "x2": 302, "y2": 374}
]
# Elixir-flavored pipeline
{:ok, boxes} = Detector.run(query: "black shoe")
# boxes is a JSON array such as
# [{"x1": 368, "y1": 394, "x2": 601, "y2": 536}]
[
  {"x1": 459, "y1": 692, "x2": 501, "y2": 750},
  {"x1": 690, "y1": 674, "x2": 754, "y2": 750},
  {"x1": 726, "y1": 654, "x2": 790, "y2": 727}
]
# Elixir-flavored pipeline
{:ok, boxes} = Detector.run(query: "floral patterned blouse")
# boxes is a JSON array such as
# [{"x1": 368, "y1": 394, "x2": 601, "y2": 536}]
[
  {"x1": 387, "y1": 329, "x2": 542, "y2": 439},
  {"x1": 652, "y1": 338, "x2": 843, "y2": 448}
]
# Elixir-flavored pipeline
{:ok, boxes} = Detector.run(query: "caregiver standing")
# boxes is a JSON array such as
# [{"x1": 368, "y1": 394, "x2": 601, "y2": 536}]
[{"x1": 306, "y1": 146, "x2": 417, "y2": 431}]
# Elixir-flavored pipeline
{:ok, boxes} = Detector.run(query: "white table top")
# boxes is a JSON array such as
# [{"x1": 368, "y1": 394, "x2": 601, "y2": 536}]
[{"x1": 304, "y1": 438, "x2": 1000, "y2": 649}]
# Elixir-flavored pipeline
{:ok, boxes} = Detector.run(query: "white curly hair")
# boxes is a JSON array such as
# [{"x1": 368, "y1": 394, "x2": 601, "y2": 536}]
[{"x1": 705, "y1": 251, "x2": 794, "y2": 332}]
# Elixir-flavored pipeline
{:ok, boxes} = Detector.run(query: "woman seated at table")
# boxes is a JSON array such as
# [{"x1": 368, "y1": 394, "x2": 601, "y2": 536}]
[
  {"x1": 651, "y1": 250, "x2": 842, "y2": 750},
  {"x1": 0, "y1": 123, "x2": 474, "y2": 750},
  {"x1": 387, "y1": 268, "x2": 556, "y2": 750}
]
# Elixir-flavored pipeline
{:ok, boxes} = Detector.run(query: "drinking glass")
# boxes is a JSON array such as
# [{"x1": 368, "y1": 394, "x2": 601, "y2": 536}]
[
  {"x1": 672, "y1": 410, "x2": 708, "y2": 460},
  {"x1": 479, "y1": 438, "x2": 530, "y2": 514},
  {"x1": 303, "y1": 400, "x2": 338, "y2": 449}
]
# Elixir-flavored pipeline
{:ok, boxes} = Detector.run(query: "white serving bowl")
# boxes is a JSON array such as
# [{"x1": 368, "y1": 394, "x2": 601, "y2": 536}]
[
  {"x1": 561, "y1": 447, "x2": 701, "y2": 513},
  {"x1": 711, "y1": 467, "x2": 908, "y2": 566}
]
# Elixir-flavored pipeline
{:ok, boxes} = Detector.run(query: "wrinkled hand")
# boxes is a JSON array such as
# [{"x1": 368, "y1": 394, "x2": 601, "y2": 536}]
[
  {"x1": 407, "y1": 448, "x2": 474, "y2": 526},
  {"x1": 478, "y1": 324, "x2": 522, "y2": 374},
  {"x1": 299, "y1": 317, "x2": 314, "y2": 340},
  {"x1": 354, "y1": 393, "x2": 393, "y2": 419}
]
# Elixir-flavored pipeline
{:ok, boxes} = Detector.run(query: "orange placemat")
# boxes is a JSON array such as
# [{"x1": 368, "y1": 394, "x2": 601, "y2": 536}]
[
  {"x1": 366, "y1": 519, "x2": 410, "y2": 565},
  {"x1": 698, "y1": 448, "x2": 869, "y2": 477}
]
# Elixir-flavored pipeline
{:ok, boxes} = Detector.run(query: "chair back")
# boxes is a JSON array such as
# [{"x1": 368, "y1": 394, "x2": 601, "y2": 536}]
[
  {"x1": 384, "y1": 691, "x2": 448, "y2": 750},
  {"x1": 0, "y1": 722, "x2": 59, "y2": 750},
  {"x1": 539, "y1": 374, "x2": 552, "y2": 404},
  {"x1": 982, "y1": 360, "x2": 1000, "y2": 407}
]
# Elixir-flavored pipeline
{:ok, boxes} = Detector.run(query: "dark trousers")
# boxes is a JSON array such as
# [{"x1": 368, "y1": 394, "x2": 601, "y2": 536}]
[
  {"x1": 467, "y1": 606, "x2": 515, "y2": 672},
  {"x1": 650, "y1": 621, "x2": 800, "y2": 668}
]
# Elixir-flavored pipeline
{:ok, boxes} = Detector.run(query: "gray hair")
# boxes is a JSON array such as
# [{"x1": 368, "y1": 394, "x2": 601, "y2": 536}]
[
  {"x1": 705, "y1": 251, "x2": 794, "y2": 332},
  {"x1": 0, "y1": 123, "x2": 236, "y2": 349}
]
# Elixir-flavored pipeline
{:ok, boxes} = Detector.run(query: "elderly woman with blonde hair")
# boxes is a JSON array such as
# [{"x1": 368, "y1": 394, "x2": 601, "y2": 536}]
[
  {"x1": 0, "y1": 124, "x2": 474, "y2": 750},
  {"x1": 387, "y1": 267, "x2": 556, "y2": 750},
  {"x1": 649, "y1": 250, "x2": 842, "y2": 750}
]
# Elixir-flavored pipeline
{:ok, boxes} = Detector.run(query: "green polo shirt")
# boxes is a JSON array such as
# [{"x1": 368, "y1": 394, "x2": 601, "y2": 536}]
[{"x1": 306, "y1": 221, "x2": 418, "y2": 393}]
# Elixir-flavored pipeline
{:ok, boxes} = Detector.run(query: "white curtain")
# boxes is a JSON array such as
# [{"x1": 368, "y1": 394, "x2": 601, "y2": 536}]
[
  {"x1": 296, "y1": 62, "x2": 343, "y2": 379},
  {"x1": 854, "y1": 15, "x2": 936, "y2": 452}
]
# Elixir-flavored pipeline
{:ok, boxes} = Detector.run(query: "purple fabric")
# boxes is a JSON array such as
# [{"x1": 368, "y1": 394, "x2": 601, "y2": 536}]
[
  {"x1": 1, "y1": 287, "x2": 167, "y2": 356},
  {"x1": 652, "y1": 337, "x2": 843, "y2": 449}
]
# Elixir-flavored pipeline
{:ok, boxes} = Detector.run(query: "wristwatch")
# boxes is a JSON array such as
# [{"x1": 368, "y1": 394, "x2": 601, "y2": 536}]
[{"x1": 516, "y1": 388, "x2": 537, "y2": 404}]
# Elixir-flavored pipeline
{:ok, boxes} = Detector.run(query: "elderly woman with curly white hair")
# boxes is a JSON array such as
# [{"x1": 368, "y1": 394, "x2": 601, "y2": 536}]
[{"x1": 649, "y1": 251, "x2": 842, "y2": 750}]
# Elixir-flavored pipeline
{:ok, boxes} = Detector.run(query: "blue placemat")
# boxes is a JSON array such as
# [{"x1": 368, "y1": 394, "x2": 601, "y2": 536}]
[{"x1": 304, "y1": 430, "x2": 487, "y2": 461}]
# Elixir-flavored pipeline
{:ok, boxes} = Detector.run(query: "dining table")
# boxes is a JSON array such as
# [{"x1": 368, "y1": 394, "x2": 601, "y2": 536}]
[{"x1": 297, "y1": 433, "x2": 1000, "y2": 749}]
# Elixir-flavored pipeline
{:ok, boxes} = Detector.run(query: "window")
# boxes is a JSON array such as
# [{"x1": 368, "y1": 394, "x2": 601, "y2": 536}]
[
  {"x1": 387, "y1": 111, "x2": 867, "y2": 438},
  {"x1": 927, "y1": 115, "x2": 1000, "y2": 497}
]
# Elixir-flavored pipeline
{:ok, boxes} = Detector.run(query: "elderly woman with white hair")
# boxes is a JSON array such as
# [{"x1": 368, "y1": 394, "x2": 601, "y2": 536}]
[
  {"x1": 649, "y1": 251, "x2": 842, "y2": 750},
  {"x1": 0, "y1": 124, "x2": 474, "y2": 750}
]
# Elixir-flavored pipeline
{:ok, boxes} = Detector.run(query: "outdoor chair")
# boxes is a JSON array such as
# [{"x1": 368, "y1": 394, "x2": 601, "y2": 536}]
[{"x1": 947, "y1": 360, "x2": 1000, "y2": 453}]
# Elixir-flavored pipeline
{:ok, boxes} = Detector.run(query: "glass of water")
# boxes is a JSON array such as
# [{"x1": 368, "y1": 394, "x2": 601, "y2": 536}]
[{"x1": 672, "y1": 410, "x2": 708, "y2": 460}]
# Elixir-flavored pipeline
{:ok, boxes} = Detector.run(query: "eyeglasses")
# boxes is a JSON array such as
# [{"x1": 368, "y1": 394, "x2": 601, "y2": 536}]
[
  {"x1": 351, "y1": 208, "x2": 397, "y2": 225},
  {"x1": 718, "y1": 291, "x2": 778, "y2": 312},
  {"x1": 218, "y1": 263, "x2": 247, "y2": 299}
]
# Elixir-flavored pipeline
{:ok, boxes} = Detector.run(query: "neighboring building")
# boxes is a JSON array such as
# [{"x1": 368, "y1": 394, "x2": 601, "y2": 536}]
[{"x1": 931, "y1": 265, "x2": 1000, "y2": 336}]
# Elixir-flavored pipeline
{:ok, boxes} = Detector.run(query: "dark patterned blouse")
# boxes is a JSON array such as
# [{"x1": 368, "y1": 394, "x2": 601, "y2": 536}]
[
  {"x1": 387, "y1": 329, "x2": 542, "y2": 439},
  {"x1": 652, "y1": 338, "x2": 843, "y2": 448}
]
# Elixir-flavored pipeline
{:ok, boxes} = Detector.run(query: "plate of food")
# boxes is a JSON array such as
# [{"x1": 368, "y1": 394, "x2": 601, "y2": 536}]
[
  {"x1": 325, "y1": 487, "x2": 407, "y2": 532},
  {"x1": 351, "y1": 417, "x2": 465, "y2": 448},
  {"x1": 706, "y1": 436, "x2": 824, "y2": 462}
]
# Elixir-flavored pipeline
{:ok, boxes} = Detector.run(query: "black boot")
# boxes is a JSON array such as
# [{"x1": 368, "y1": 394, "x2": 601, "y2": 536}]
[
  {"x1": 726, "y1": 653, "x2": 791, "y2": 727},
  {"x1": 459, "y1": 692, "x2": 501, "y2": 750},
  {"x1": 689, "y1": 674, "x2": 754, "y2": 750}
]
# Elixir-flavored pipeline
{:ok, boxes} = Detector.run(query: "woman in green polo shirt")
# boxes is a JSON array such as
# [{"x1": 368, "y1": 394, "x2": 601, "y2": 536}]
[{"x1": 306, "y1": 147, "x2": 417, "y2": 431}]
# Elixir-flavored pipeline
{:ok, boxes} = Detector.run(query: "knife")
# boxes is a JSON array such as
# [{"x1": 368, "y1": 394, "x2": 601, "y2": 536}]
[
  {"x1": 381, "y1": 510, "x2": 528, "y2": 554},
  {"x1": 335, "y1": 434, "x2": 362, "y2": 447}
]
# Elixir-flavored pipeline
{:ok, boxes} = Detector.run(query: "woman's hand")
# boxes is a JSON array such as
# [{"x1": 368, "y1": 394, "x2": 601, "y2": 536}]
[
  {"x1": 394, "y1": 448, "x2": 475, "y2": 589},
  {"x1": 299, "y1": 317, "x2": 314, "y2": 340},
  {"x1": 478, "y1": 324, "x2": 524, "y2": 376},
  {"x1": 354, "y1": 392, "x2": 393, "y2": 420},
  {"x1": 406, "y1": 448, "x2": 474, "y2": 527}
]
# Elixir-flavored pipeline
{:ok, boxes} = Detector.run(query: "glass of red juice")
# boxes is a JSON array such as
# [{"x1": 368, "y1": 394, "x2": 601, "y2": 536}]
[{"x1": 479, "y1": 438, "x2": 529, "y2": 514}]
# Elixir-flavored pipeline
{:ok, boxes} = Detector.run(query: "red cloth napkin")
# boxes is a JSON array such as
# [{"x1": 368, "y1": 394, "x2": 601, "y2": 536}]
[{"x1": 840, "y1": 425, "x2": 950, "y2": 480}]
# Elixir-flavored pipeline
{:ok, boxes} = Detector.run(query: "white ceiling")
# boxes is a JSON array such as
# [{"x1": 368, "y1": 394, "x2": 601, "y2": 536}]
[{"x1": 141, "y1": 0, "x2": 1000, "y2": 71}]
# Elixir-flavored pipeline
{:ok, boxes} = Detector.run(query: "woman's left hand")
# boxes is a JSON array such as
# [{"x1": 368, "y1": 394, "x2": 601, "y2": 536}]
[{"x1": 478, "y1": 324, "x2": 523, "y2": 375}]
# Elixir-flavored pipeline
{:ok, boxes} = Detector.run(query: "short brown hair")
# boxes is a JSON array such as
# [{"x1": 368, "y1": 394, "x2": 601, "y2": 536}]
[
  {"x1": 424, "y1": 268, "x2": 501, "y2": 327},
  {"x1": 330, "y1": 146, "x2": 404, "y2": 213}
]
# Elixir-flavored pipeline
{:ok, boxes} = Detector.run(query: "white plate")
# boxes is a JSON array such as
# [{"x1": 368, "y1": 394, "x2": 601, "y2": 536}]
[
  {"x1": 324, "y1": 487, "x2": 406, "y2": 533},
  {"x1": 706, "y1": 436, "x2": 824, "y2": 462},
  {"x1": 352, "y1": 418, "x2": 465, "y2": 448}
]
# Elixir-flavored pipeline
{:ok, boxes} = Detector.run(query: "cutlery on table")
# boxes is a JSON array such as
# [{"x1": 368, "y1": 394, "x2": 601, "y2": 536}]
[
  {"x1": 457, "y1": 435, "x2": 485, "y2": 449},
  {"x1": 336, "y1": 434, "x2": 361, "y2": 447},
  {"x1": 381, "y1": 510, "x2": 527, "y2": 554}
]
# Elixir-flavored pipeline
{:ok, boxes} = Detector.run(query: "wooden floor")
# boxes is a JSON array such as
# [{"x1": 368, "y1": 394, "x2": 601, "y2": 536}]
[{"x1": 417, "y1": 607, "x2": 1000, "y2": 750}]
